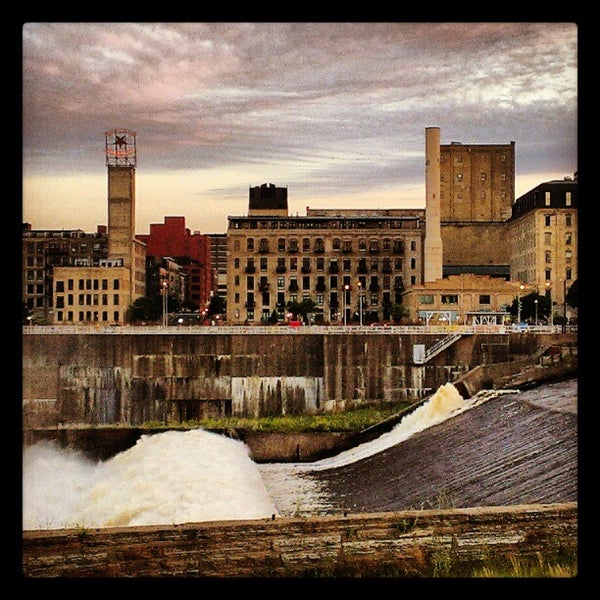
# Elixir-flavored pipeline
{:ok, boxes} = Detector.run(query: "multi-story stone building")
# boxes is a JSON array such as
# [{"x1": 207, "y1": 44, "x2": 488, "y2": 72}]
[
  {"x1": 225, "y1": 184, "x2": 425, "y2": 324},
  {"x1": 440, "y1": 140, "x2": 515, "y2": 278},
  {"x1": 22, "y1": 224, "x2": 109, "y2": 324},
  {"x1": 509, "y1": 176, "x2": 578, "y2": 320}
]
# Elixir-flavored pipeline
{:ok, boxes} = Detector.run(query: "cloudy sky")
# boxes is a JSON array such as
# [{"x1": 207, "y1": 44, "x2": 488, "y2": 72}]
[{"x1": 22, "y1": 22, "x2": 578, "y2": 234}]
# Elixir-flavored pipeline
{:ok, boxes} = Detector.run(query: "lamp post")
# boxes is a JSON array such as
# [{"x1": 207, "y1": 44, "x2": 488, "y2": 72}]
[
  {"x1": 357, "y1": 281, "x2": 363, "y2": 326},
  {"x1": 517, "y1": 284, "x2": 524, "y2": 324},
  {"x1": 534, "y1": 299, "x2": 538, "y2": 326},
  {"x1": 545, "y1": 281, "x2": 553, "y2": 327},
  {"x1": 162, "y1": 280, "x2": 168, "y2": 327},
  {"x1": 343, "y1": 284, "x2": 349, "y2": 326}
]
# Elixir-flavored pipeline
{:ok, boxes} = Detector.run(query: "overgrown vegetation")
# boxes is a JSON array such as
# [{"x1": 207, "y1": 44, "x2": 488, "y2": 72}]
[
  {"x1": 141, "y1": 400, "x2": 414, "y2": 433},
  {"x1": 285, "y1": 549, "x2": 577, "y2": 578}
]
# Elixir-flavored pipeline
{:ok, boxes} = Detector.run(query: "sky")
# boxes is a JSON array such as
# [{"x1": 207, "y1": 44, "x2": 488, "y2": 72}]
[{"x1": 22, "y1": 22, "x2": 578, "y2": 235}]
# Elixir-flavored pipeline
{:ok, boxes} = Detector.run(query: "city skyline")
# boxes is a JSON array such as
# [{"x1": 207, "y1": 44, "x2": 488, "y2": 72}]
[{"x1": 22, "y1": 22, "x2": 577, "y2": 234}]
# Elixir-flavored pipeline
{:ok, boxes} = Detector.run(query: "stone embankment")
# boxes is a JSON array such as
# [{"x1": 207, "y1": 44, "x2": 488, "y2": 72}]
[{"x1": 22, "y1": 503, "x2": 576, "y2": 578}]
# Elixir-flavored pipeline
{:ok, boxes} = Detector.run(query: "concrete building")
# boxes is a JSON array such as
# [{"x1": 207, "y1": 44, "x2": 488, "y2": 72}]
[
  {"x1": 51, "y1": 129, "x2": 146, "y2": 325},
  {"x1": 225, "y1": 186, "x2": 425, "y2": 324},
  {"x1": 508, "y1": 176, "x2": 578, "y2": 321},
  {"x1": 401, "y1": 274, "x2": 535, "y2": 325},
  {"x1": 22, "y1": 224, "x2": 109, "y2": 324},
  {"x1": 136, "y1": 216, "x2": 213, "y2": 310},
  {"x1": 440, "y1": 139, "x2": 515, "y2": 278}
]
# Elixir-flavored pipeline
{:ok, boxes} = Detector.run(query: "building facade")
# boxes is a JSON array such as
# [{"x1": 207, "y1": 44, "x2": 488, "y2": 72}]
[
  {"x1": 509, "y1": 177, "x2": 578, "y2": 320},
  {"x1": 401, "y1": 274, "x2": 535, "y2": 325},
  {"x1": 51, "y1": 129, "x2": 146, "y2": 325},
  {"x1": 439, "y1": 140, "x2": 515, "y2": 278},
  {"x1": 22, "y1": 225, "x2": 109, "y2": 324},
  {"x1": 137, "y1": 216, "x2": 213, "y2": 310},
  {"x1": 225, "y1": 185, "x2": 425, "y2": 324}
]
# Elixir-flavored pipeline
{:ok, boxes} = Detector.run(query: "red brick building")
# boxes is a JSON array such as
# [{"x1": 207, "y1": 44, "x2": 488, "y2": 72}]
[{"x1": 137, "y1": 216, "x2": 213, "y2": 310}]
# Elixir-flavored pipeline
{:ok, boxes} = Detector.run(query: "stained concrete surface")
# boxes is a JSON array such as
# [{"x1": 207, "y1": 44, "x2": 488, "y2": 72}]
[{"x1": 309, "y1": 378, "x2": 577, "y2": 514}]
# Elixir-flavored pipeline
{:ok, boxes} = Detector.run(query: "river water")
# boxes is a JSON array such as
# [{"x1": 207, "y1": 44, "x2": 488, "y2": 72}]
[{"x1": 22, "y1": 379, "x2": 576, "y2": 530}]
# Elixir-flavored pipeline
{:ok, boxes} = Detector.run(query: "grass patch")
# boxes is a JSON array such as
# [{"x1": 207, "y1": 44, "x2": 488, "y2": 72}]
[{"x1": 141, "y1": 400, "x2": 413, "y2": 433}]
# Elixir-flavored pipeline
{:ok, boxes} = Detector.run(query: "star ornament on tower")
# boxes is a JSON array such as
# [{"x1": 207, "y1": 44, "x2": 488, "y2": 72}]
[{"x1": 105, "y1": 128, "x2": 137, "y2": 167}]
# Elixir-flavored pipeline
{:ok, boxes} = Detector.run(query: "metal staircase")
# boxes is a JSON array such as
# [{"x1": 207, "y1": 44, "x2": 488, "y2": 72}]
[{"x1": 415, "y1": 333, "x2": 463, "y2": 364}]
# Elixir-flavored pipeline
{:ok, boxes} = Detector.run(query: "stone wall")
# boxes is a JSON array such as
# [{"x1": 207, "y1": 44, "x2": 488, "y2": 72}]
[
  {"x1": 21, "y1": 502, "x2": 577, "y2": 578},
  {"x1": 23, "y1": 331, "x2": 569, "y2": 427}
]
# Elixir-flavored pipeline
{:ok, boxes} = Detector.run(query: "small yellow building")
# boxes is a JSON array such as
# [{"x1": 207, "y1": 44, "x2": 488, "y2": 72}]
[{"x1": 401, "y1": 274, "x2": 535, "y2": 325}]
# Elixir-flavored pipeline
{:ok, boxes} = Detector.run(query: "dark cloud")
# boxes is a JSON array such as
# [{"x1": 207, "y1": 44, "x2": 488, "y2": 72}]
[{"x1": 22, "y1": 22, "x2": 577, "y2": 229}]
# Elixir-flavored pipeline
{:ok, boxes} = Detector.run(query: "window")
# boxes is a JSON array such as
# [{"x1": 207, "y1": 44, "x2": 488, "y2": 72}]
[
  {"x1": 480, "y1": 173, "x2": 486, "y2": 181},
  {"x1": 565, "y1": 191, "x2": 571, "y2": 206},
  {"x1": 545, "y1": 215, "x2": 552, "y2": 227},
  {"x1": 234, "y1": 258, "x2": 240, "y2": 269},
  {"x1": 419, "y1": 294, "x2": 434, "y2": 304},
  {"x1": 410, "y1": 241, "x2": 416, "y2": 252},
  {"x1": 246, "y1": 276, "x2": 254, "y2": 290},
  {"x1": 56, "y1": 280, "x2": 64, "y2": 292},
  {"x1": 302, "y1": 237, "x2": 310, "y2": 252},
  {"x1": 479, "y1": 295, "x2": 491, "y2": 305},
  {"x1": 246, "y1": 238, "x2": 254, "y2": 251},
  {"x1": 113, "y1": 279, "x2": 120, "y2": 290},
  {"x1": 68, "y1": 279, "x2": 74, "y2": 290},
  {"x1": 565, "y1": 232, "x2": 572, "y2": 245},
  {"x1": 278, "y1": 238, "x2": 286, "y2": 252},
  {"x1": 260, "y1": 257, "x2": 268, "y2": 271},
  {"x1": 566, "y1": 214, "x2": 572, "y2": 227},
  {"x1": 277, "y1": 277, "x2": 285, "y2": 289},
  {"x1": 441, "y1": 294, "x2": 458, "y2": 304},
  {"x1": 457, "y1": 173, "x2": 463, "y2": 181},
  {"x1": 545, "y1": 191, "x2": 551, "y2": 206},
  {"x1": 545, "y1": 251, "x2": 551, "y2": 264},
  {"x1": 113, "y1": 294, "x2": 119, "y2": 305}
]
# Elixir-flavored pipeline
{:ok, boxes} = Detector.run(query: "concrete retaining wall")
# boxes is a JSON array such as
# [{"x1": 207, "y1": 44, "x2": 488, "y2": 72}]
[
  {"x1": 23, "y1": 332, "x2": 572, "y2": 427},
  {"x1": 21, "y1": 502, "x2": 577, "y2": 578}
]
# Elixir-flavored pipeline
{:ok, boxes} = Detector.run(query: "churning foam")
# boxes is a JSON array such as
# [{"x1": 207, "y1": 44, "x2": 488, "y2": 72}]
[
  {"x1": 22, "y1": 429, "x2": 277, "y2": 530},
  {"x1": 23, "y1": 383, "x2": 480, "y2": 528}
]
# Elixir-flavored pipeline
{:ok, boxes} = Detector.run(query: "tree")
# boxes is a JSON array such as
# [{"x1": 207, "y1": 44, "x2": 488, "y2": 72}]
[
  {"x1": 566, "y1": 279, "x2": 577, "y2": 309},
  {"x1": 286, "y1": 298, "x2": 318, "y2": 323},
  {"x1": 508, "y1": 292, "x2": 551, "y2": 323},
  {"x1": 126, "y1": 294, "x2": 181, "y2": 323},
  {"x1": 207, "y1": 294, "x2": 226, "y2": 317},
  {"x1": 389, "y1": 303, "x2": 409, "y2": 323}
]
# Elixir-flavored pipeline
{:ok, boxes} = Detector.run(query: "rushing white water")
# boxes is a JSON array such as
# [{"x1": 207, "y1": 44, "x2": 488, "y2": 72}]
[
  {"x1": 22, "y1": 429, "x2": 277, "y2": 530},
  {"x1": 259, "y1": 382, "x2": 480, "y2": 516},
  {"x1": 23, "y1": 383, "x2": 493, "y2": 529}
]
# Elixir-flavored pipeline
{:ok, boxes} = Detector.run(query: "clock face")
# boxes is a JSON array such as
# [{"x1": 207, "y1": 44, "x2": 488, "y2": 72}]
[{"x1": 105, "y1": 128, "x2": 137, "y2": 166}]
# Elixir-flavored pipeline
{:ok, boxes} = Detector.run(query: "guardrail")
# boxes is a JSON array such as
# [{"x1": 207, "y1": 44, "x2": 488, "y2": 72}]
[{"x1": 22, "y1": 324, "x2": 570, "y2": 335}]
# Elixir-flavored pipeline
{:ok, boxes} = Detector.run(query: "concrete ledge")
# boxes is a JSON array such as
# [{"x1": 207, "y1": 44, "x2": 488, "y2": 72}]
[{"x1": 22, "y1": 502, "x2": 577, "y2": 578}]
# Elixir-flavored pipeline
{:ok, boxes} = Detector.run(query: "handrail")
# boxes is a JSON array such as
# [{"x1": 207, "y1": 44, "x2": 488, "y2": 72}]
[{"x1": 22, "y1": 324, "x2": 570, "y2": 336}]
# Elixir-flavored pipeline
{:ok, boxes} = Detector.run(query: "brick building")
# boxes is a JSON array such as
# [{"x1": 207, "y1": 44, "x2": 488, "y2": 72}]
[{"x1": 136, "y1": 216, "x2": 213, "y2": 311}]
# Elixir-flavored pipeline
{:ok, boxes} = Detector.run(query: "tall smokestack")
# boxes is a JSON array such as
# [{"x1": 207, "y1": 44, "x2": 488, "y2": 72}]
[{"x1": 424, "y1": 127, "x2": 443, "y2": 282}]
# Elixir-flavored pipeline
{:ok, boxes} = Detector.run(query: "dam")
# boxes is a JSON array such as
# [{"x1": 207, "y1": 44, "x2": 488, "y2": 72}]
[{"x1": 22, "y1": 325, "x2": 575, "y2": 429}]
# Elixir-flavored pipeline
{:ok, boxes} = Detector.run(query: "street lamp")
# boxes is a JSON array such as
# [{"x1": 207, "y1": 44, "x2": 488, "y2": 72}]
[
  {"x1": 534, "y1": 298, "x2": 538, "y2": 326},
  {"x1": 517, "y1": 284, "x2": 524, "y2": 324},
  {"x1": 545, "y1": 281, "x2": 553, "y2": 327},
  {"x1": 357, "y1": 281, "x2": 363, "y2": 326},
  {"x1": 162, "y1": 280, "x2": 168, "y2": 327},
  {"x1": 343, "y1": 284, "x2": 349, "y2": 326}
]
